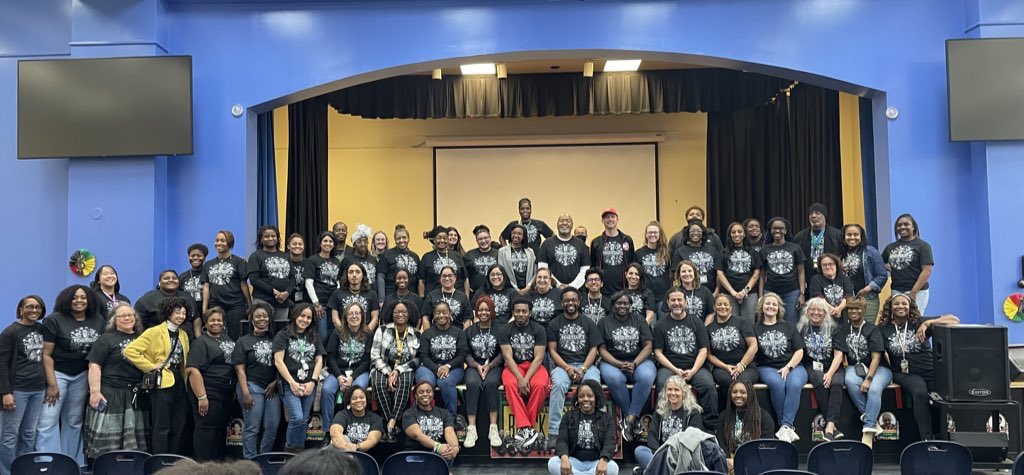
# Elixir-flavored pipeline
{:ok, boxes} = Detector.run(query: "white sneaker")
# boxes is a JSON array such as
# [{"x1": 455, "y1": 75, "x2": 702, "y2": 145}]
[
  {"x1": 863, "y1": 424, "x2": 882, "y2": 435},
  {"x1": 464, "y1": 425, "x2": 478, "y2": 448},
  {"x1": 488, "y1": 424, "x2": 502, "y2": 447},
  {"x1": 775, "y1": 427, "x2": 790, "y2": 442},
  {"x1": 786, "y1": 425, "x2": 800, "y2": 442}
]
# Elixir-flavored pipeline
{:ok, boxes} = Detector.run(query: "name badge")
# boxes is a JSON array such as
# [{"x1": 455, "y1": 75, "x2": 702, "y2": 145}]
[
  {"x1": 345, "y1": 370, "x2": 354, "y2": 378},
  {"x1": 699, "y1": 275, "x2": 708, "y2": 284},
  {"x1": 812, "y1": 361, "x2": 823, "y2": 372},
  {"x1": 900, "y1": 359, "x2": 909, "y2": 374}
]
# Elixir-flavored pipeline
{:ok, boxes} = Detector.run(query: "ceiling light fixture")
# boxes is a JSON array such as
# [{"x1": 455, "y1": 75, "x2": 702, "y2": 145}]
[
  {"x1": 496, "y1": 63, "x2": 507, "y2": 79},
  {"x1": 603, "y1": 59, "x2": 642, "y2": 72},
  {"x1": 460, "y1": 63, "x2": 496, "y2": 75},
  {"x1": 583, "y1": 61, "x2": 594, "y2": 78},
  {"x1": 432, "y1": 68, "x2": 442, "y2": 80}
]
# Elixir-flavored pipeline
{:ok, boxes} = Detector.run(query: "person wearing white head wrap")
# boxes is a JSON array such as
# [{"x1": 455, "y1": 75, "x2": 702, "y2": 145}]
[{"x1": 339, "y1": 224, "x2": 381, "y2": 330}]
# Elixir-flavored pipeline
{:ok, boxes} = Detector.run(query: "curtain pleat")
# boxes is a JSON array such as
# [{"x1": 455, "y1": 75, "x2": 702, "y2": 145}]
[
  {"x1": 286, "y1": 97, "x2": 328, "y2": 247},
  {"x1": 256, "y1": 111, "x2": 277, "y2": 227}
]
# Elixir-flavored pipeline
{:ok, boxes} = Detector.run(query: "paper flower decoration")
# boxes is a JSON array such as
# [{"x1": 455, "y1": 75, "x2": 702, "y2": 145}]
[
  {"x1": 1003, "y1": 293, "x2": 1024, "y2": 322},
  {"x1": 69, "y1": 249, "x2": 96, "y2": 277}
]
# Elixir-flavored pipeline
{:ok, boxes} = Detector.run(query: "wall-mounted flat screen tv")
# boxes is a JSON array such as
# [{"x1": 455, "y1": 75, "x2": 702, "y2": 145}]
[{"x1": 947, "y1": 38, "x2": 1024, "y2": 142}]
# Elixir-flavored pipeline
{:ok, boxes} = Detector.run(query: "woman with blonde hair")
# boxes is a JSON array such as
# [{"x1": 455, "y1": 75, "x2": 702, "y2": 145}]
[
  {"x1": 753, "y1": 292, "x2": 806, "y2": 443},
  {"x1": 797, "y1": 298, "x2": 845, "y2": 440},
  {"x1": 634, "y1": 375, "x2": 703, "y2": 474}
]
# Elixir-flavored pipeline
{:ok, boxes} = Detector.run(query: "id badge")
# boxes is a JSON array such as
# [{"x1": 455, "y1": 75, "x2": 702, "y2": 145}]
[
  {"x1": 900, "y1": 359, "x2": 909, "y2": 374},
  {"x1": 345, "y1": 370, "x2": 354, "y2": 378},
  {"x1": 699, "y1": 274, "x2": 708, "y2": 284},
  {"x1": 813, "y1": 259, "x2": 819, "y2": 269},
  {"x1": 812, "y1": 361, "x2": 823, "y2": 372}
]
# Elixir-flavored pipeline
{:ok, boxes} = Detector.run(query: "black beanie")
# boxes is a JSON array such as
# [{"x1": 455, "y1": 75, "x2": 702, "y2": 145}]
[{"x1": 809, "y1": 203, "x2": 827, "y2": 216}]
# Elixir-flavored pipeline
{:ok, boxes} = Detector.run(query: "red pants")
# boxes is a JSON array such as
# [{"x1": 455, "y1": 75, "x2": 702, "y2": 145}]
[{"x1": 502, "y1": 361, "x2": 550, "y2": 429}]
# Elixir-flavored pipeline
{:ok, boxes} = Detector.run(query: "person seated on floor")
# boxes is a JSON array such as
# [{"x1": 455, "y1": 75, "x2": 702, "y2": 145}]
[
  {"x1": 634, "y1": 375, "x2": 703, "y2": 475},
  {"x1": 329, "y1": 386, "x2": 383, "y2": 453},
  {"x1": 716, "y1": 379, "x2": 775, "y2": 474},
  {"x1": 402, "y1": 380, "x2": 460, "y2": 469},
  {"x1": 548, "y1": 379, "x2": 620, "y2": 475}
]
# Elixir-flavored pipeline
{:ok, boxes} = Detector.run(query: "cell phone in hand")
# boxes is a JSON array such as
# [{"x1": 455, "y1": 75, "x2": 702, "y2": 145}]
[{"x1": 97, "y1": 399, "x2": 107, "y2": 413}]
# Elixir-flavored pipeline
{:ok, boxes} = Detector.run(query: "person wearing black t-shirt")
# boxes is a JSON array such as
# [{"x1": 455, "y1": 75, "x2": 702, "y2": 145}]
[
  {"x1": 203, "y1": 230, "x2": 251, "y2": 341},
  {"x1": 135, "y1": 270, "x2": 198, "y2": 336},
  {"x1": 125, "y1": 296, "x2": 191, "y2": 455},
  {"x1": 538, "y1": 215, "x2": 591, "y2": 290},
  {"x1": 635, "y1": 221, "x2": 672, "y2": 319},
  {"x1": 402, "y1": 381, "x2": 460, "y2": 468},
  {"x1": 287, "y1": 233, "x2": 310, "y2": 306},
  {"x1": 231, "y1": 302, "x2": 280, "y2": 459},
  {"x1": 471, "y1": 265, "x2": 518, "y2": 323},
  {"x1": 377, "y1": 225, "x2": 421, "y2": 298},
  {"x1": 341, "y1": 224, "x2": 380, "y2": 294},
  {"x1": 415, "y1": 301, "x2": 468, "y2": 417},
  {"x1": 705, "y1": 295, "x2": 759, "y2": 410},
  {"x1": 332, "y1": 221, "x2": 354, "y2": 261},
  {"x1": 668, "y1": 206, "x2": 724, "y2": 258},
  {"x1": 37, "y1": 285, "x2": 105, "y2": 468},
  {"x1": 653, "y1": 288, "x2": 717, "y2": 430},
  {"x1": 743, "y1": 218, "x2": 764, "y2": 253},
  {"x1": 179, "y1": 243, "x2": 208, "y2": 319},
  {"x1": 598, "y1": 291, "x2": 655, "y2": 442},
  {"x1": 464, "y1": 225, "x2": 500, "y2": 294},
  {"x1": 382, "y1": 269, "x2": 424, "y2": 326},
  {"x1": 548, "y1": 380, "x2": 619, "y2": 475},
  {"x1": 792, "y1": 203, "x2": 844, "y2": 285},
  {"x1": 546, "y1": 287, "x2": 602, "y2": 445},
  {"x1": 882, "y1": 214, "x2": 935, "y2": 314},
  {"x1": 322, "y1": 302, "x2": 372, "y2": 429},
  {"x1": 500, "y1": 197, "x2": 554, "y2": 254},
  {"x1": 329, "y1": 386, "x2": 383, "y2": 452},
  {"x1": 674, "y1": 261, "x2": 715, "y2": 321},
  {"x1": 422, "y1": 266, "x2": 473, "y2": 331},
  {"x1": 841, "y1": 224, "x2": 889, "y2": 325},
  {"x1": 624, "y1": 263, "x2": 656, "y2": 324},
  {"x1": 369, "y1": 301, "x2": 421, "y2": 440},
  {"x1": 248, "y1": 225, "x2": 294, "y2": 325},
  {"x1": 635, "y1": 375, "x2": 705, "y2": 474},
  {"x1": 807, "y1": 253, "x2": 854, "y2": 319},
  {"x1": 464, "y1": 296, "x2": 505, "y2": 449},
  {"x1": 580, "y1": 269, "x2": 612, "y2": 324},
  {"x1": 797, "y1": 298, "x2": 845, "y2": 441},
  {"x1": 91, "y1": 265, "x2": 132, "y2": 319},
  {"x1": 590, "y1": 208, "x2": 635, "y2": 296},
  {"x1": 525, "y1": 268, "x2": 563, "y2": 327},
  {"x1": 0, "y1": 296, "x2": 46, "y2": 473},
  {"x1": 273, "y1": 303, "x2": 325, "y2": 452},
  {"x1": 418, "y1": 226, "x2": 469, "y2": 297},
  {"x1": 499, "y1": 298, "x2": 550, "y2": 447},
  {"x1": 835, "y1": 298, "x2": 891, "y2": 439},
  {"x1": 185, "y1": 307, "x2": 237, "y2": 461},
  {"x1": 327, "y1": 262, "x2": 381, "y2": 333},
  {"x1": 758, "y1": 218, "x2": 806, "y2": 323},
  {"x1": 716, "y1": 380, "x2": 774, "y2": 469},
  {"x1": 877, "y1": 294, "x2": 958, "y2": 441},
  {"x1": 499, "y1": 224, "x2": 537, "y2": 292},
  {"x1": 304, "y1": 231, "x2": 342, "y2": 341},
  {"x1": 717, "y1": 222, "x2": 763, "y2": 321},
  {"x1": 753, "y1": 292, "x2": 806, "y2": 443},
  {"x1": 671, "y1": 222, "x2": 722, "y2": 293}
]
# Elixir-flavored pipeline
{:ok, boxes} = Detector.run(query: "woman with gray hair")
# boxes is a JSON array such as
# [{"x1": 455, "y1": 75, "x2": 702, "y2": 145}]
[
  {"x1": 797, "y1": 297, "x2": 845, "y2": 440},
  {"x1": 83, "y1": 301, "x2": 146, "y2": 458},
  {"x1": 634, "y1": 375, "x2": 704, "y2": 474}
]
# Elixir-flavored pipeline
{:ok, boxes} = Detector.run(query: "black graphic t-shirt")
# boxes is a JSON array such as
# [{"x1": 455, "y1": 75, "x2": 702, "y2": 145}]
[
  {"x1": 422, "y1": 290, "x2": 472, "y2": 328},
  {"x1": 572, "y1": 411, "x2": 601, "y2": 461},
  {"x1": 808, "y1": 274, "x2": 854, "y2": 308},
  {"x1": 93, "y1": 291, "x2": 132, "y2": 318},
  {"x1": 706, "y1": 316, "x2": 755, "y2": 366},
  {"x1": 501, "y1": 219, "x2": 554, "y2": 254},
  {"x1": 801, "y1": 325, "x2": 838, "y2": 366},
  {"x1": 341, "y1": 254, "x2": 379, "y2": 290},
  {"x1": 418, "y1": 251, "x2": 467, "y2": 295},
  {"x1": 498, "y1": 320, "x2": 547, "y2": 364},
  {"x1": 721, "y1": 247, "x2": 763, "y2": 292},
  {"x1": 527, "y1": 287, "x2": 563, "y2": 326},
  {"x1": 178, "y1": 269, "x2": 203, "y2": 316},
  {"x1": 590, "y1": 233, "x2": 635, "y2": 295},
  {"x1": 635, "y1": 246, "x2": 671, "y2": 302},
  {"x1": 42, "y1": 312, "x2": 105, "y2": 376},
  {"x1": 833, "y1": 322, "x2": 884, "y2": 367},
  {"x1": 547, "y1": 314, "x2": 602, "y2": 365},
  {"x1": 327, "y1": 288, "x2": 380, "y2": 321},
  {"x1": 325, "y1": 331, "x2": 371, "y2": 377},
  {"x1": 201, "y1": 255, "x2": 249, "y2": 309},
  {"x1": 879, "y1": 321, "x2": 933, "y2": 374},
  {"x1": 232, "y1": 332, "x2": 276, "y2": 388},
  {"x1": 538, "y1": 237, "x2": 591, "y2": 287},
  {"x1": 841, "y1": 250, "x2": 867, "y2": 292},
  {"x1": 598, "y1": 314, "x2": 653, "y2": 362},
  {"x1": 759, "y1": 242, "x2": 806, "y2": 293},
  {"x1": 0, "y1": 322, "x2": 45, "y2": 392},
  {"x1": 333, "y1": 409, "x2": 384, "y2": 444},
  {"x1": 653, "y1": 315, "x2": 709, "y2": 370},
  {"x1": 271, "y1": 330, "x2": 324, "y2": 384},
  {"x1": 882, "y1": 238, "x2": 934, "y2": 292},
  {"x1": 465, "y1": 323, "x2": 501, "y2": 364},
  {"x1": 754, "y1": 320, "x2": 804, "y2": 369},
  {"x1": 463, "y1": 247, "x2": 499, "y2": 294},
  {"x1": 648, "y1": 407, "x2": 702, "y2": 449},
  {"x1": 625, "y1": 288, "x2": 656, "y2": 320},
  {"x1": 580, "y1": 295, "x2": 612, "y2": 325},
  {"x1": 680, "y1": 287, "x2": 715, "y2": 320},
  {"x1": 418, "y1": 324, "x2": 467, "y2": 371},
  {"x1": 305, "y1": 254, "x2": 342, "y2": 305},
  {"x1": 186, "y1": 333, "x2": 237, "y2": 398},
  {"x1": 472, "y1": 286, "x2": 518, "y2": 323},
  {"x1": 378, "y1": 248, "x2": 421, "y2": 295},
  {"x1": 87, "y1": 330, "x2": 142, "y2": 388},
  {"x1": 672, "y1": 244, "x2": 722, "y2": 291},
  {"x1": 508, "y1": 247, "x2": 531, "y2": 289},
  {"x1": 402, "y1": 405, "x2": 454, "y2": 448},
  {"x1": 247, "y1": 249, "x2": 293, "y2": 308},
  {"x1": 290, "y1": 258, "x2": 309, "y2": 304}
]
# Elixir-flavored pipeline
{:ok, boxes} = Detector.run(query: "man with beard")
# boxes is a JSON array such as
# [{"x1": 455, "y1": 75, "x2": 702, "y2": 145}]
[
  {"x1": 589, "y1": 208, "x2": 635, "y2": 296},
  {"x1": 332, "y1": 221, "x2": 354, "y2": 260},
  {"x1": 464, "y1": 225, "x2": 500, "y2": 294},
  {"x1": 793, "y1": 203, "x2": 844, "y2": 285},
  {"x1": 498, "y1": 298, "x2": 550, "y2": 449},
  {"x1": 538, "y1": 215, "x2": 590, "y2": 290},
  {"x1": 545, "y1": 287, "x2": 601, "y2": 448},
  {"x1": 652, "y1": 288, "x2": 717, "y2": 430}
]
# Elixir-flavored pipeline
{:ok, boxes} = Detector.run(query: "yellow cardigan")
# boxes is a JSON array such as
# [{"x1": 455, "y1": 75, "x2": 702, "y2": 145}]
[{"x1": 124, "y1": 322, "x2": 190, "y2": 389}]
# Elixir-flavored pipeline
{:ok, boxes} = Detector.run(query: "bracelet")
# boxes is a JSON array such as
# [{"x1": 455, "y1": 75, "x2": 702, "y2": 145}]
[
  {"x1": 865, "y1": 375, "x2": 874, "y2": 381},
  {"x1": 433, "y1": 442, "x2": 442, "y2": 453},
  {"x1": 197, "y1": 394, "x2": 207, "y2": 401}
]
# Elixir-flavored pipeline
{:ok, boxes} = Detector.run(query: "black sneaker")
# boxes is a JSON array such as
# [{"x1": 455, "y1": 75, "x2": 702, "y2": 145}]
[{"x1": 621, "y1": 418, "x2": 635, "y2": 442}]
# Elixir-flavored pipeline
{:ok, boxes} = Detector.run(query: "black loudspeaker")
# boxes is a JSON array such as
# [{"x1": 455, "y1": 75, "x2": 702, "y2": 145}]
[
  {"x1": 932, "y1": 324, "x2": 1009, "y2": 402},
  {"x1": 949, "y1": 431, "x2": 1008, "y2": 462}
]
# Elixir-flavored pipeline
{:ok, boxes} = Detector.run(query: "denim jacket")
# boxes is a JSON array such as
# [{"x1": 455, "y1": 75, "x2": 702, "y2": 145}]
[{"x1": 861, "y1": 246, "x2": 889, "y2": 295}]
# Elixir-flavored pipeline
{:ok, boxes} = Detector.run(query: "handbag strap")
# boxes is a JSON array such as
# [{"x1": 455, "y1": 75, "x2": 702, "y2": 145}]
[{"x1": 157, "y1": 333, "x2": 180, "y2": 371}]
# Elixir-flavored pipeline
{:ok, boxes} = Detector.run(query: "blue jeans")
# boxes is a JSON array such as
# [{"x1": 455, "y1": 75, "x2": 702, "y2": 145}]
[
  {"x1": 635, "y1": 445, "x2": 655, "y2": 472},
  {"x1": 548, "y1": 456, "x2": 620, "y2": 475},
  {"x1": 0, "y1": 390, "x2": 44, "y2": 475},
  {"x1": 728, "y1": 291, "x2": 758, "y2": 322},
  {"x1": 757, "y1": 365, "x2": 808, "y2": 427},
  {"x1": 845, "y1": 365, "x2": 893, "y2": 429},
  {"x1": 414, "y1": 366, "x2": 465, "y2": 416},
  {"x1": 320, "y1": 372, "x2": 370, "y2": 428},
  {"x1": 599, "y1": 360, "x2": 656, "y2": 418},
  {"x1": 548, "y1": 363, "x2": 601, "y2": 437},
  {"x1": 36, "y1": 370, "x2": 87, "y2": 466},
  {"x1": 775, "y1": 289, "x2": 800, "y2": 323},
  {"x1": 280, "y1": 382, "x2": 315, "y2": 449},
  {"x1": 236, "y1": 381, "x2": 282, "y2": 459}
]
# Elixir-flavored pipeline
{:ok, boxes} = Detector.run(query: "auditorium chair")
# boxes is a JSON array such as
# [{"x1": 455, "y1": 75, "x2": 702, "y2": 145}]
[
  {"x1": 381, "y1": 451, "x2": 449, "y2": 475},
  {"x1": 253, "y1": 452, "x2": 294, "y2": 475},
  {"x1": 11, "y1": 452, "x2": 80, "y2": 474},
  {"x1": 143, "y1": 453, "x2": 196, "y2": 474},
  {"x1": 92, "y1": 450, "x2": 151, "y2": 475},
  {"x1": 806, "y1": 440, "x2": 873, "y2": 475},
  {"x1": 352, "y1": 450, "x2": 381, "y2": 475},
  {"x1": 732, "y1": 439, "x2": 798, "y2": 475},
  {"x1": 899, "y1": 440, "x2": 972, "y2": 475}
]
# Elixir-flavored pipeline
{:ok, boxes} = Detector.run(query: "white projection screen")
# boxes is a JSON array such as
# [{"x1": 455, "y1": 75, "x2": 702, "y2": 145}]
[{"x1": 434, "y1": 144, "x2": 659, "y2": 242}]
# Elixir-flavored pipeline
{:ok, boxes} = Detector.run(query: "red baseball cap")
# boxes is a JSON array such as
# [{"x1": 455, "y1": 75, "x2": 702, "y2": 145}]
[{"x1": 601, "y1": 208, "x2": 618, "y2": 217}]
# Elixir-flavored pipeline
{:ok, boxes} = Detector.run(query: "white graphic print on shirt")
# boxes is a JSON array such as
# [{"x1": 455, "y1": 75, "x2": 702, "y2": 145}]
[
  {"x1": 117, "y1": 337, "x2": 136, "y2": 357},
  {"x1": 888, "y1": 245, "x2": 915, "y2": 270},
  {"x1": 581, "y1": 302, "x2": 607, "y2": 324},
  {"x1": 841, "y1": 253, "x2": 861, "y2": 278},
  {"x1": 509, "y1": 331, "x2": 536, "y2": 362},
  {"x1": 661, "y1": 415, "x2": 686, "y2": 440},
  {"x1": 432, "y1": 256, "x2": 457, "y2": 275},
  {"x1": 287, "y1": 339, "x2": 316, "y2": 365},
  {"x1": 395, "y1": 254, "x2": 418, "y2": 275},
  {"x1": 685, "y1": 295, "x2": 704, "y2": 317},
  {"x1": 758, "y1": 329, "x2": 788, "y2": 359},
  {"x1": 629, "y1": 294, "x2": 645, "y2": 316},
  {"x1": 22, "y1": 331, "x2": 43, "y2": 362},
  {"x1": 169, "y1": 340, "x2": 184, "y2": 365},
  {"x1": 470, "y1": 331, "x2": 497, "y2": 361},
  {"x1": 887, "y1": 329, "x2": 922, "y2": 354},
  {"x1": 337, "y1": 338, "x2": 366, "y2": 366},
  {"x1": 341, "y1": 294, "x2": 371, "y2": 315},
  {"x1": 710, "y1": 326, "x2": 742, "y2": 352},
  {"x1": 641, "y1": 253, "x2": 665, "y2": 277},
  {"x1": 218, "y1": 339, "x2": 236, "y2": 364},
  {"x1": 182, "y1": 275, "x2": 202, "y2": 301},
  {"x1": 472, "y1": 256, "x2": 496, "y2": 276},
  {"x1": 823, "y1": 284, "x2": 845, "y2": 305},
  {"x1": 208, "y1": 261, "x2": 236, "y2": 286},
  {"x1": 265, "y1": 256, "x2": 291, "y2": 279},
  {"x1": 69, "y1": 326, "x2": 100, "y2": 353},
  {"x1": 253, "y1": 340, "x2": 273, "y2": 366},
  {"x1": 490, "y1": 293, "x2": 510, "y2": 317},
  {"x1": 441, "y1": 295, "x2": 463, "y2": 318},
  {"x1": 728, "y1": 250, "x2": 752, "y2": 274},
  {"x1": 689, "y1": 251, "x2": 715, "y2": 275},
  {"x1": 532, "y1": 297, "x2": 556, "y2": 323},
  {"x1": 804, "y1": 329, "x2": 832, "y2": 362},
  {"x1": 554, "y1": 243, "x2": 578, "y2": 267},
  {"x1": 845, "y1": 331, "x2": 868, "y2": 362},
  {"x1": 319, "y1": 261, "x2": 341, "y2": 286},
  {"x1": 611, "y1": 326, "x2": 640, "y2": 354},
  {"x1": 510, "y1": 250, "x2": 528, "y2": 274},
  {"x1": 347, "y1": 421, "x2": 371, "y2": 443},
  {"x1": 601, "y1": 241, "x2": 625, "y2": 266},
  {"x1": 429, "y1": 334, "x2": 458, "y2": 362},
  {"x1": 766, "y1": 250, "x2": 795, "y2": 275},
  {"x1": 417, "y1": 414, "x2": 445, "y2": 440},
  {"x1": 667, "y1": 325, "x2": 696, "y2": 355},
  {"x1": 558, "y1": 323, "x2": 587, "y2": 353},
  {"x1": 525, "y1": 223, "x2": 539, "y2": 243},
  {"x1": 576, "y1": 417, "x2": 597, "y2": 449}
]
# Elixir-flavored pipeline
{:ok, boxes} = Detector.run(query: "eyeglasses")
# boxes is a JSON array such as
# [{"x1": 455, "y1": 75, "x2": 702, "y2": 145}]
[
  {"x1": 116, "y1": 313, "x2": 136, "y2": 319},
  {"x1": 22, "y1": 304, "x2": 42, "y2": 311}
]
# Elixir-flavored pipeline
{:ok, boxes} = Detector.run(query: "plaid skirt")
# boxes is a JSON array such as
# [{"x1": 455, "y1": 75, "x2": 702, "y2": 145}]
[{"x1": 82, "y1": 383, "x2": 149, "y2": 459}]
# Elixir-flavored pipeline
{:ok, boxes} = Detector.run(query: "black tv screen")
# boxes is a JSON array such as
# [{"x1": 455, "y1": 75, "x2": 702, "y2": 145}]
[
  {"x1": 946, "y1": 38, "x2": 1024, "y2": 142},
  {"x1": 18, "y1": 55, "x2": 193, "y2": 159}
]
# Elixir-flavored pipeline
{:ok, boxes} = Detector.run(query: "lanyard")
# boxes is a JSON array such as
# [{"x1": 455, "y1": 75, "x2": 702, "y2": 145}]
[
  {"x1": 850, "y1": 323, "x2": 865, "y2": 359},
  {"x1": 394, "y1": 326, "x2": 408, "y2": 366},
  {"x1": 896, "y1": 322, "x2": 910, "y2": 357}
]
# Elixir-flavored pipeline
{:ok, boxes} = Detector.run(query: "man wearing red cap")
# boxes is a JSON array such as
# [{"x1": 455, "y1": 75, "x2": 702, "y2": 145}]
[{"x1": 589, "y1": 208, "x2": 634, "y2": 296}]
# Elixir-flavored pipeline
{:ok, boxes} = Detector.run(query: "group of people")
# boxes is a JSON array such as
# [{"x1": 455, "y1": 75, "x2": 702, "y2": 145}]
[{"x1": 0, "y1": 198, "x2": 953, "y2": 475}]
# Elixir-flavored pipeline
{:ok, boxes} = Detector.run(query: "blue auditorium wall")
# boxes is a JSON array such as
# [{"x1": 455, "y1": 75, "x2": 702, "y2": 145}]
[{"x1": 2, "y1": 0, "x2": 1023, "y2": 340}]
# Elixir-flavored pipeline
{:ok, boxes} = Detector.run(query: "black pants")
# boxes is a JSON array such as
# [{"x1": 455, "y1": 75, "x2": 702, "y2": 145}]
[
  {"x1": 216, "y1": 305, "x2": 247, "y2": 341},
  {"x1": 711, "y1": 366, "x2": 759, "y2": 411},
  {"x1": 806, "y1": 365, "x2": 845, "y2": 424},
  {"x1": 150, "y1": 377, "x2": 187, "y2": 454},
  {"x1": 464, "y1": 367, "x2": 501, "y2": 415},
  {"x1": 656, "y1": 367, "x2": 719, "y2": 430},
  {"x1": 892, "y1": 370, "x2": 935, "y2": 440},
  {"x1": 191, "y1": 393, "x2": 229, "y2": 461}
]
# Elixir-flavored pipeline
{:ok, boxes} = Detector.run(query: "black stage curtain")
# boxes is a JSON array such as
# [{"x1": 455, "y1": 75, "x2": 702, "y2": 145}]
[
  {"x1": 706, "y1": 84, "x2": 842, "y2": 238},
  {"x1": 326, "y1": 69, "x2": 790, "y2": 119},
  {"x1": 256, "y1": 111, "x2": 277, "y2": 227},
  {"x1": 286, "y1": 97, "x2": 328, "y2": 247}
]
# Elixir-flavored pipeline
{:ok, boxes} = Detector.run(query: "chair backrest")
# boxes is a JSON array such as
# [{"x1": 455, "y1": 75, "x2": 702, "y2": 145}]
[
  {"x1": 253, "y1": 452, "x2": 295, "y2": 475},
  {"x1": 351, "y1": 450, "x2": 381, "y2": 475},
  {"x1": 1013, "y1": 450, "x2": 1024, "y2": 475},
  {"x1": 761, "y1": 471, "x2": 816, "y2": 475},
  {"x1": 143, "y1": 454, "x2": 196, "y2": 474},
  {"x1": 92, "y1": 450, "x2": 151, "y2": 475},
  {"x1": 678, "y1": 472, "x2": 727, "y2": 475},
  {"x1": 11, "y1": 452, "x2": 80, "y2": 475},
  {"x1": 807, "y1": 440, "x2": 873, "y2": 475},
  {"x1": 381, "y1": 451, "x2": 449, "y2": 475},
  {"x1": 899, "y1": 440, "x2": 973, "y2": 475},
  {"x1": 732, "y1": 439, "x2": 799, "y2": 475}
]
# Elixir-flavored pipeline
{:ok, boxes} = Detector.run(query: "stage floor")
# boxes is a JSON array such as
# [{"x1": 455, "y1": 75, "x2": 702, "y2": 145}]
[{"x1": 450, "y1": 461, "x2": 1005, "y2": 474}]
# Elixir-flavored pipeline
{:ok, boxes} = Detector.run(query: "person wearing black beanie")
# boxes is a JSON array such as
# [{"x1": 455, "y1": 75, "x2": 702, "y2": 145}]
[{"x1": 793, "y1": 203, "x2": 844, "y2": 291}]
